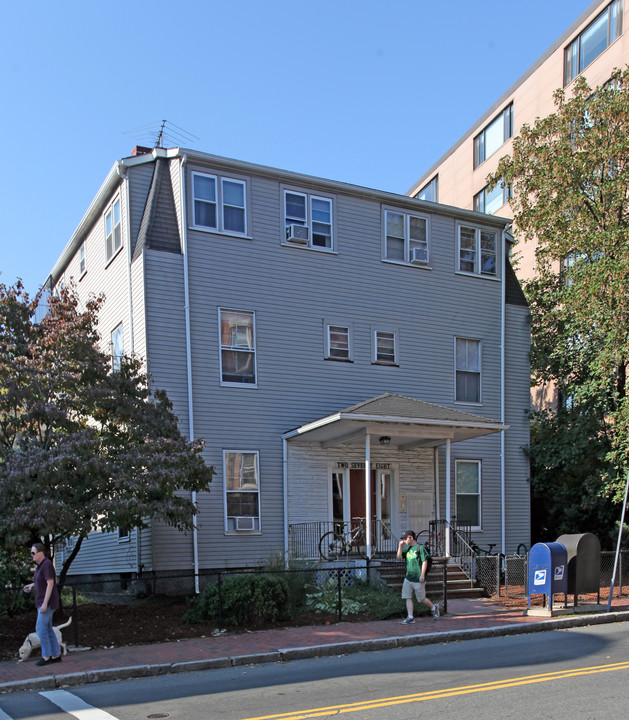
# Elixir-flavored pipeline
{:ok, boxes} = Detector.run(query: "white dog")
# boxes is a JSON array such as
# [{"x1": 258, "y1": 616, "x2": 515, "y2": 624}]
[{"x1": 18, "y1": 616, "x2": 72, "y2": 662}]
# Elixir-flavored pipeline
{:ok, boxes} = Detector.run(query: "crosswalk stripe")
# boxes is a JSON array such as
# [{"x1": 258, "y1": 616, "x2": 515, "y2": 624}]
[{"x1": 40, "y1": 690, "x2": 120, "y2": 720}]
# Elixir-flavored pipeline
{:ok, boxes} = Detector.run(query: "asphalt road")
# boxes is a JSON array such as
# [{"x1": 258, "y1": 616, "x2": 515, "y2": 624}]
[{"x1": 3, "y1": 622, "x2": 629, "y2": 720}]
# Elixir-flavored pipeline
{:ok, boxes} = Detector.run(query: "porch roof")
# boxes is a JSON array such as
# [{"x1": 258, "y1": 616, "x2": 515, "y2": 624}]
[{"x1": 282, "y1": 393, "x2": 507, "y2": 448}]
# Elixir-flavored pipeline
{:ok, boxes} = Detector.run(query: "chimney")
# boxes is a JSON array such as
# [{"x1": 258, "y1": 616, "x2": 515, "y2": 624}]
[{"x1": 131, "y1": 146, "x2": 153, "y2": 157}]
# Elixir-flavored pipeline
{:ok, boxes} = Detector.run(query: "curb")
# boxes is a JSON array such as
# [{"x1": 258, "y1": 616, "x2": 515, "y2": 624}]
[{"x1": 3, "y1": 610, "x2": 629, "y2": 694}]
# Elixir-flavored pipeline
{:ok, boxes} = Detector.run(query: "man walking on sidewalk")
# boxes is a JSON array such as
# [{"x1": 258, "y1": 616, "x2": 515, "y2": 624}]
[{"x1": 397, "y1": 530, "x2": 439, "y2": 624}]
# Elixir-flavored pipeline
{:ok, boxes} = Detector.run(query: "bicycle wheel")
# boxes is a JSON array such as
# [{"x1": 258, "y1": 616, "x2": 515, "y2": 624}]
[
  {"x1": 353, "y1": 529, "x2": 368, "y2": 559},
  {"x1": 416, "y1": 530, "x2": 431, "y2": 552},
  {"x1": 319, "y1": 532, "x2": 345, "y2": 561}
]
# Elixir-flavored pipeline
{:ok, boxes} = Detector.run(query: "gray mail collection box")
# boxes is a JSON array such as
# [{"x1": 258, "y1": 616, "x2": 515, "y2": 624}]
[
  {"x1": 527, "y1": 541, "x2": 568, "y2": 610},
  {"x1": 556, "y1": 533, "x2": 601, "y2": 605}
]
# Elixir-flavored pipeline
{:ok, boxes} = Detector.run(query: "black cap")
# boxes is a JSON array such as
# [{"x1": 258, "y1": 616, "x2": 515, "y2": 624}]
[{"x1": 402, "y1": 530, "x2": 416, "y2": 540}]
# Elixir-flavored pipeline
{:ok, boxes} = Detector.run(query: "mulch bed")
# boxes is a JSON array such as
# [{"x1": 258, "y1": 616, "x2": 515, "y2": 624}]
[{"x1": 0, "y1": 600, "x2": 366, "y2": 662}]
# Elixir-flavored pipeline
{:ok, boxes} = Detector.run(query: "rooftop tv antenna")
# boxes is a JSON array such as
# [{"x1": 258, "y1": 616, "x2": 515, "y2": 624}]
[{"x1": 123, "y1": 120, "x2": 200, "y2": 149}]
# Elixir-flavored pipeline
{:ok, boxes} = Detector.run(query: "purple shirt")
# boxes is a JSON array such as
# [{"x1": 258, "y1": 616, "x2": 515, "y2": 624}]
[{"x1": 33, "y1": 556, "x2": 60, "y2": 610}]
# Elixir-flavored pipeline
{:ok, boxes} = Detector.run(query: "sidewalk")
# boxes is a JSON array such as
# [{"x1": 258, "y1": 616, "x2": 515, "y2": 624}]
[{"x1": 3, "y1": 596, "x2": 629, "y2": 694}]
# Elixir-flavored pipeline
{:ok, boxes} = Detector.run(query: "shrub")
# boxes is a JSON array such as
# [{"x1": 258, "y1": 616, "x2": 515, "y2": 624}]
[
  {"x1": 0, "y1": 547, "x2": 34, "y2": 618},
  {"x1": 183, "y1": 572, "x2": 290, "y2": 627}
]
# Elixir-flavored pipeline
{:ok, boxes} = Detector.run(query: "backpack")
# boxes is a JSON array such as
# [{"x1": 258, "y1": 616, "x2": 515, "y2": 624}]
[{"x1": 420, "y1": 543, "x2": 433, "y2": 575}]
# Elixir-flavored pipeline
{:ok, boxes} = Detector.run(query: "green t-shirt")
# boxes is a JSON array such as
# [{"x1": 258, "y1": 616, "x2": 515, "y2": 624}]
[{"x1": 403, "y1": 543, "x2": 428, "y2": 582}]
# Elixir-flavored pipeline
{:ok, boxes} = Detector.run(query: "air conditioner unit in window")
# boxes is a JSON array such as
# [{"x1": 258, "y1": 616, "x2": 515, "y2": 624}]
[
  {"x1": 286, "y1": 224, "x2": 309, "y2": 244},
  {"x1": 235, "y1": 516, "x2": 256, "y2": 531},
  {"x1": 410, "y1": 247, "x2": 428, "y2": 265}
]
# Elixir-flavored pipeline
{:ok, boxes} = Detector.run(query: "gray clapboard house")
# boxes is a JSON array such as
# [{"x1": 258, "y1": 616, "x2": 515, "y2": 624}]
[{"x1": 48, "y1": 146, "x2": 530, "y2": 582}]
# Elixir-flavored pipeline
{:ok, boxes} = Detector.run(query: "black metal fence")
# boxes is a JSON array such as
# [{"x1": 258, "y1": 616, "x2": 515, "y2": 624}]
[
  {"x1": 3, "y1": 560, "x2": 444, "y2": 652},
  {"x1": 474, "y1": 550, "x2": 629, "y2": 599}
]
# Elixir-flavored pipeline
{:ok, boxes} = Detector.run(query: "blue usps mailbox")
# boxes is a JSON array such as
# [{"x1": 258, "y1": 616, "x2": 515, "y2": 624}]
[{"x1": 527, "y1": 541, "x2": 568, "y2": 610}]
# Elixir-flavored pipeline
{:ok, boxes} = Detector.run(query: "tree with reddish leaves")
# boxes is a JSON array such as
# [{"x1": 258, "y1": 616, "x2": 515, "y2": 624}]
[{"x1": 0, "y1": 281, "x2": 213, "y2": 585}]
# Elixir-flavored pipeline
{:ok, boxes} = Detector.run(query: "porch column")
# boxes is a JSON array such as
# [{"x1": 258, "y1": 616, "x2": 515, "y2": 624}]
[
  {"x1": 445, "y1": 438, "x2": 451, "y2": 558},
  {"x1": 365, "y1": 434, "x2": 372, "y2": 559}
]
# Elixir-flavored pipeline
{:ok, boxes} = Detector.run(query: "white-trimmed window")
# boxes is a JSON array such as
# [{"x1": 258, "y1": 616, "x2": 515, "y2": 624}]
[
  {"x1": 455, "y1": 337, "x2": 481, "y2": 403},
  {"x1": 456, "y1": 460, "x2": 481, "y2": 529},
  {"x1": 415, "y1": 176, "x2": 438, "y2": 203},
  {"x1": 79, "y1": 243, "x2": 86, "y2": 276},
  {"x1": 373, "y1": 329, "x2": 398, "y2": 365},
  {"x1": 384, "y1": 210, "x2": 429, "y2": 265},
  {"x1": 458, "y1": 225, "x2": 497, "y2": 277},
  {"x1": 473, "y1": 104, "x2": 513, "y2": 168},
  {"x1": 564, "y1": 1, "x2": 622, "y2": 86},
  {"x1": 105, "y1": 198, "x2": 122, "y2": 262},
  {"x1": 473, "y1": 183, "x2": 511, "y2": 216},
  {"x1": 219, "y1": 309, "x2": 256, "y2": 385},
  {"x1": 326, "y1": 324, "x2": 351, "y2": 361},
  {"x1": 118, "y1": 527, "x2": 129, "y2": 542},
  {"x1": 284, "y1": 190, "x2": 333, "y2": 249},
  {"x1": 192, "y1": 172, "x2": 247, "y2": 235},
  {"x1": 111, "y1": 323, "x2": 124, "y2": 373},
  {"x1": 224, "y1": 450, "x2": 260, "y2": 532}
]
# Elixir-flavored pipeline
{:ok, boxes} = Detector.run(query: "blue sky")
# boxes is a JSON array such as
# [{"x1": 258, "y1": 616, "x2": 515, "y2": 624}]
[{"x1": 1, "y1": 0, "x2": 594, "y2": 297}]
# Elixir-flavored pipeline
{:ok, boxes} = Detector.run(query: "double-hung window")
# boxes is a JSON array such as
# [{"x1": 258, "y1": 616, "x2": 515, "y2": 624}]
[
  {"x1": 79, "y1": 243, "x2": 86, "y2": 276},
  {"x1": 456, "y1": 460, "x2": 481, "y2": 529},
  {"x1": 473, "y1": 183, "x2": 511, "y2": 215},
  {"x1": 219, "y1": 309, "x2": 256, "y2": 385},
  {"x1": 473, "y1": 104, "x2": 513, "y2": 168},
  {"x1": 105, "y1": 198, "x2": 122, "y2": 262},
  {"x1": 373, "y1": 329, "x2": 398, "y2": 365},
  {"x1": 284, "y1": 190, "x2": 333, "y2": 249},
  {"x1": 455, "y1": 337, "x2": 481, "y2": 403},
  {"x1": 224, "y1": 450, "x2": 260, "y2": 532},
  {"x1": 111, "y1": 323, "x2": 124, "y2": 373},
  {"x1": 564, "y1": 1, "x2": 623, "y2": 85},
  {"x1": 326, "y1": 323, "x2": 351, "y2": 361},
  {"x1": 384, "y1": 210, "x2": 429, "y2": 265},
  {"x1": 192, "y1": 172, "x2": 247, "y2": 235},
  {"x1": 458, "y1": 225, "x2": 498, "y2": 276}
]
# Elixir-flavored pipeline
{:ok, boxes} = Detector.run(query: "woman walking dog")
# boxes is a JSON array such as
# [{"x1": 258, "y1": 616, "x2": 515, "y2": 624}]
[{"x1": 23, "y1": 543, "x2": 62, "y2": 666}]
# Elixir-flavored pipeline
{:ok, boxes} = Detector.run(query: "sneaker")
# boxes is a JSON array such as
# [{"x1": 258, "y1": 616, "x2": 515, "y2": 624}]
[
  {"x1": 432, "y1": 604, "x2": 440, "y2": 620},
  {"x1": 400, "y1": 616, "x2": 415, "y2": 624},
  {"x1": 36, "y1": 658, "x2": 52, "y2": 666},
  {"x1": 50, "y1": 656, "x2": 62, "y2": 663}
]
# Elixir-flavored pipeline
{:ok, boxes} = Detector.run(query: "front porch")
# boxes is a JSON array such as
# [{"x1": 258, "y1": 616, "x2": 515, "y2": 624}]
[{"x1": 283, "y1": 393, "x2": 507, "y2": 560}]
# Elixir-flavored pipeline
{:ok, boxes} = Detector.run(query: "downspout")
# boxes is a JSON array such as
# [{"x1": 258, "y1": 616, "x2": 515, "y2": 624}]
[
  {"x1": 500, "y1": 229, "x2": 507, "y2": 555},
  {"x1": 365, "y1": 434, "x2": 372, "y2": 559},
  {"x1": 180, "y1": 154, "x2": 200, "y2": 593},
  {"x1": 118, "y1": 164, "x2": 140, "y2": 574},
  {"x1": 445, "y1": 439, "x2": 451, "y2": 557},
  {"x1": 283, "y1": 437, "x2": 288, "y2": 566},
  {"x1": 434, "y1": 447, "x2": 440, "y2": 521}
]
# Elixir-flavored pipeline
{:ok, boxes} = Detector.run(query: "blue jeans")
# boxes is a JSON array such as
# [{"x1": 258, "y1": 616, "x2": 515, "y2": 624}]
[{"x1": 36, "y1": 607, "x2": 61, "y2": 658}]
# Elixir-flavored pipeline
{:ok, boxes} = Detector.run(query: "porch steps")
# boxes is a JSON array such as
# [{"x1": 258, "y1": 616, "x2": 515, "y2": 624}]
[{"x1": 374, "y1": 558, "x2": 487, "y2": 600}]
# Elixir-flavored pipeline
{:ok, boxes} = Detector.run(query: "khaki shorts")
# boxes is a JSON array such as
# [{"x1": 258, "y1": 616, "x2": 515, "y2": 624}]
[{"x1": 401, "y1": 578, "x2": 426, "y2": 602}]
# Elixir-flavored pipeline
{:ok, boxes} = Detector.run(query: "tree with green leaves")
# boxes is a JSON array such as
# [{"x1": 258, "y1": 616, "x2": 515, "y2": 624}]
[
  {"x1": 0, "y1": 281, "x2": 214, "y2": 584},
  {"x1": 488, "y1": 67, "x2": 629, "y2": 545}
]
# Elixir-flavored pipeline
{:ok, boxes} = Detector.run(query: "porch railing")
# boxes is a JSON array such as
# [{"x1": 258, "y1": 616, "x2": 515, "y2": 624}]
[{"x1": 288, "y1": 519, "x2": 399, "y2": 560}]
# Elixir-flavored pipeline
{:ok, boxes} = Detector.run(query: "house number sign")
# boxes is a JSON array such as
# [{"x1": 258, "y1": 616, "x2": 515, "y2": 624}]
[{"x1": 336, "y1": 462, "x2": 391, "y2": 470}]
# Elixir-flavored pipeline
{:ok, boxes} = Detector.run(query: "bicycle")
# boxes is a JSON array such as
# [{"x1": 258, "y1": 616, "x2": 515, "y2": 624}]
[
  {"x1": 319, "y1": 520, "x2": 367, "y2": 561},
  {"x1": 470, "y1": 541, "x2": 500, "y2": 556},
  {"x1": 416, "y1": 527, "x2": 444, "y2": 556}
]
